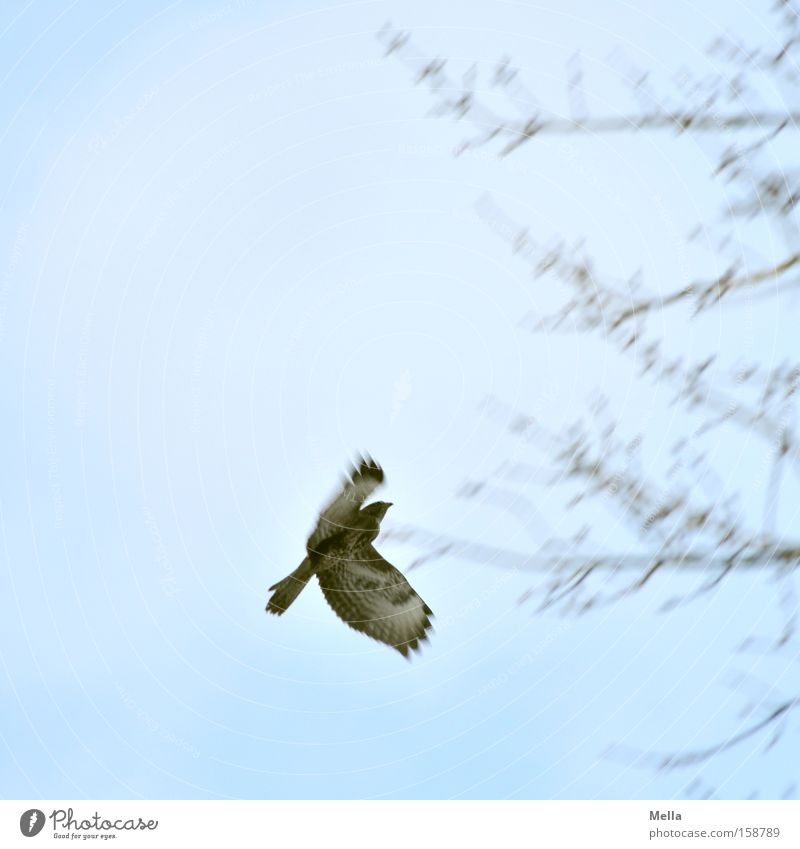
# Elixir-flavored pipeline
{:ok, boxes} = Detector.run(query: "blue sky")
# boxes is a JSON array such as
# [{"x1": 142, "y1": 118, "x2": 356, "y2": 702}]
[{"x1": 1, "y1": 0, "x2": 797, "y2": 799}]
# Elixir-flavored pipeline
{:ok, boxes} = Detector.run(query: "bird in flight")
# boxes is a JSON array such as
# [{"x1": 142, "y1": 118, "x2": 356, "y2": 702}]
[{"x1": 266, "y1": 457, "x2": 433, "y2": 657}]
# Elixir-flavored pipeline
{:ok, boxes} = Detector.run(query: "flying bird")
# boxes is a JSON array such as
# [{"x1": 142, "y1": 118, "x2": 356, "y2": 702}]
[{"x1": 266, "y1": 457, "x2": 433, "y2": 657}]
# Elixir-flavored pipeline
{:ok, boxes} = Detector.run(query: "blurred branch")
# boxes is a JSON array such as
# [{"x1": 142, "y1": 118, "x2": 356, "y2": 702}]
[
  {"x1": 608, "y1": 696, "x2": 800, "y2": 771},
  {"x1": 475, "y1": 192, "x2": 800, "y2": 324},
  {"x1": 385, "y1": 523, "x2": 800, "y2": 576},
  {"x1": 379, "y1": 5, "x2": 800, "y2": 788},
  {"x1": 378, "y1": 22, "x2": 800, "y2": 160}
]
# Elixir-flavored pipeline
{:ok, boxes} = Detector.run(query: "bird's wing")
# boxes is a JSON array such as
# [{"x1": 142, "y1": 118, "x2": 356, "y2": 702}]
[
  {"x1": 317, "y1": 546, "x2": 433, "y2": 657},
  {"x1": 307, "y1": 456, "x2": 384, "y2": 550}
]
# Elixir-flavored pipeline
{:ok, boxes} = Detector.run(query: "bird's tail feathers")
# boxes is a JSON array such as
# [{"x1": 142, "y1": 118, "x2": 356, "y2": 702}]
[{"x1": 266, "y1": 558, "x2": 314, "y2": 615}]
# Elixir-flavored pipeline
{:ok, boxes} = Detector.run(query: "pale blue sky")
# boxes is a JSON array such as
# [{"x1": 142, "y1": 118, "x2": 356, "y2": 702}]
[{"x1": 1, "y1": 0, "x2": 797, "y2": 799}]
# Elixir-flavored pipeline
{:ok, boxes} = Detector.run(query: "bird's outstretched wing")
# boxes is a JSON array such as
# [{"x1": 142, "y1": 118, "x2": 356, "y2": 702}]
[
  {"x1": 307, "y1": 456, "x2": 384, "y2": 550},
  {"x1": 317, "y1": 547, "x2": 433, "y2": 657}
]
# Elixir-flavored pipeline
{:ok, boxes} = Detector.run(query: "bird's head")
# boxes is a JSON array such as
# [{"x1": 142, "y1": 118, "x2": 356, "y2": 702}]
[{"x1": 360, "y1": 500, "x2": 393, "y2": 523}]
